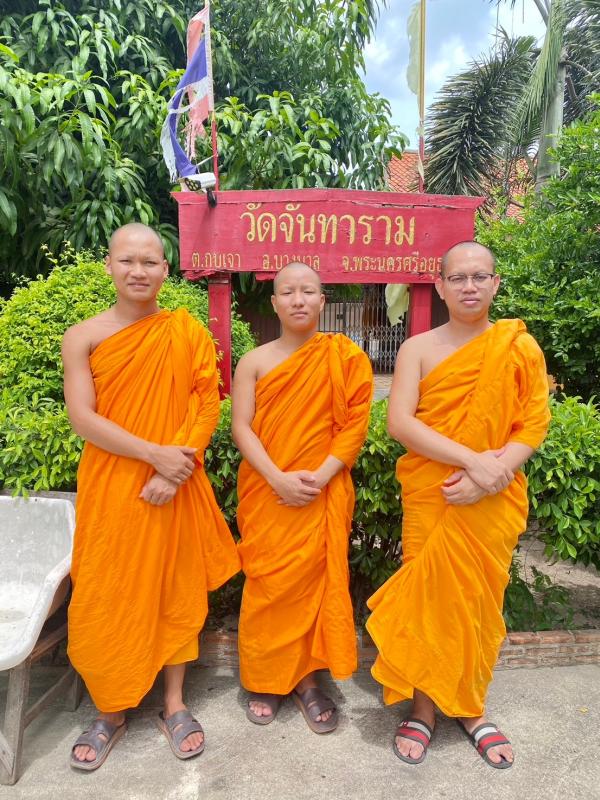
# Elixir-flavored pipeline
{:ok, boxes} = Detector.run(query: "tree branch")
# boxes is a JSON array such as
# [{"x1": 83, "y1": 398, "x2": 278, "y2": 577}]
[
  {"x1": 565, "y1": 59, "x2": 594, "y2": 77},
  {"x1": 566, "y1": 74, "x2": 578, "y2": 106},
  {"x1": 533, "y1": 0, "x2": 550, "y2": 24}
]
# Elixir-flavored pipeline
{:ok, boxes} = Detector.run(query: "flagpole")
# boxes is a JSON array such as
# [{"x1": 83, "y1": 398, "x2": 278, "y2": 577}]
[
  {"x1": 418, "y1": 0, "x2": 426, "y2": 193},
  {"x1": 204, "y1": 1, "x2": 219, "y2": 191},
  {"x1": 211, "y1": 112, "x2": 219, "y2": 191},
  {"x1": 409, "y1": 0, "x2": 431, "y2": 339}
]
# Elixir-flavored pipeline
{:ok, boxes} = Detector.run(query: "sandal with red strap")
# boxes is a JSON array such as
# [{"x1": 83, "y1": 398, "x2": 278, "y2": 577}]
[
  {"x1": 457, "y1": 720, "x2": 514, "y2": 769},
  {"x1": 393, "y1": 717, "x2": 433, "y2": 764}
]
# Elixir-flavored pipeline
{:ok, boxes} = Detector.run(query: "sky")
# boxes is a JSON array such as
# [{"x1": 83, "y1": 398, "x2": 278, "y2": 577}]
[{"x1": 363, "y1": 0, "x2": 547, "y2": 147}]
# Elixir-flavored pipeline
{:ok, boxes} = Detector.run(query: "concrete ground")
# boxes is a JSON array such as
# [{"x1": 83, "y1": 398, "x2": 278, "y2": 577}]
[{"x1": 1, "y1": 663, "x2": 598, "y2": 800}]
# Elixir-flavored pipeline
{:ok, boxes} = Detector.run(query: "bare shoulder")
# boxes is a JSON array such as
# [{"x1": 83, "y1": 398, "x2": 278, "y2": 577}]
[
  {"x1": 62, "y1": 309, "x2": 120, "y2": 359},
  {"x1": 235, "y1": 342, "x2": 273, "y2": 378},
  {"x1": 396, "y1": 328, "x2": 436, "y2": 362},
  {"x1": 62, "y1": 314, "x2": 104, "y2": 355}
]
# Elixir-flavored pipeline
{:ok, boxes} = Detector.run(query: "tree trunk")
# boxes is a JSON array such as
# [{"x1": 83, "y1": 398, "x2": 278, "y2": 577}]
[{"x1": 535, "y1": 53, "x2": 567, "y2": 191}]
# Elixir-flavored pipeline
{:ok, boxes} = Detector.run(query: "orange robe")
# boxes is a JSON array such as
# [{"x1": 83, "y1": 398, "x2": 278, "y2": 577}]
[
  {"x1": 237, "y1": 333, "x2": 373, "y2": 694},
  {"x1": 68, "y1": 309, "x2": 240, "y2": 712},
  {"x1": 367, "y1": 320, "x2": 550, "y2": 717}
]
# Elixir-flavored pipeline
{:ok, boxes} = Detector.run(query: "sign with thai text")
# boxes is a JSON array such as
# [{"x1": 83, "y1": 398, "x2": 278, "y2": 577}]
[{"x1": 174, "y1": 188, "x2": 483, "y2": 284}]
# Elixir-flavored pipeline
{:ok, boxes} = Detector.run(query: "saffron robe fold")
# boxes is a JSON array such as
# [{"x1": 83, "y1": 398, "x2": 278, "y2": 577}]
[
  {"x1": 366, "y1": 320, "x2": 550, "y2": 717},
  {"x1": 68, "y1": 309, "x2": 240, "y2": 712},
  {"x1": 237, "y1": 333, "x2": 373, "y2": 694}
]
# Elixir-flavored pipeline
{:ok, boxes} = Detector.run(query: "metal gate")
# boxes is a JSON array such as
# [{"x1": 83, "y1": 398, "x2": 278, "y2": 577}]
[{"x1": 319, "y1": 285, "x2": 405, "y2": 373}]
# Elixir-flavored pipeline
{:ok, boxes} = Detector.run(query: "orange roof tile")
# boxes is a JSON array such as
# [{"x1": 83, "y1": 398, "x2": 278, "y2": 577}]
[
  {"x1": 387, "y1": 150, "x2": 422, "y2": 193},
  {"x1": 387, "y1": 153, "x2": 532, "y2": 221}
]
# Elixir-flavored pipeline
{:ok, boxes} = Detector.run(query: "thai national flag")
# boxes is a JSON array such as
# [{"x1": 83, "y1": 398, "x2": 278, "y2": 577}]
[{"x1": 160, "y1": 3, "x2": 214, "y2": 181}]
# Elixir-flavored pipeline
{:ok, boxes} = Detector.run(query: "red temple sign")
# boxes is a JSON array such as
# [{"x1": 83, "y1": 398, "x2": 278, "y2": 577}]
[
  {"x1": 174, "y1": 188, "x2": 483, "y2": 394},
  {"x1": 174, "y1": 188, "x2": 483, "y2": 284}
]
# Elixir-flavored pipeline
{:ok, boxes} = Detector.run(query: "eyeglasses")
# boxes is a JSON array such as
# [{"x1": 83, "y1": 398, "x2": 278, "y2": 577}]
[{"x1": 443, "y1": 273, "x2": 496, "y2": 287}]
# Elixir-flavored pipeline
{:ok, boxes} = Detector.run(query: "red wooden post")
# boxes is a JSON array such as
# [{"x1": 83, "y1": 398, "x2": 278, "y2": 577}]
[
  {"x1": 208, "y1": 273, "x2": 232, "y2": 396},
  {"x1": 408, "y1": 284, "x2": 433, "y2": 336}
]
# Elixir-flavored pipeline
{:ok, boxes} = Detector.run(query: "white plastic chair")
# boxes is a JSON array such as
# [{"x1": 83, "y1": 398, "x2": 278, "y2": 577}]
[{"x1": 0, "y1": 495, "x2": 82, "y2": 785}]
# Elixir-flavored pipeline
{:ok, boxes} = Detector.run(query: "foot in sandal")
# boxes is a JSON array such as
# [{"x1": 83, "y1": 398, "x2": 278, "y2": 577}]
[
  {"x1": 292, "y1": 673, "x2": 338, "y2": 734},
  {"x1": 157, "y1": 705, "x2": 205, "y2": 760},
  {"x1": 247, "y1": 692, "x2": 284, "y2": 724},
  {"x1": 457, "y1": 716, "x2": 514, "y2": 769},
  {"x1": 394, "y1": 690, "x2": 436, "y2": 764},
  {"x1": 70, "y1": 712, "x2": 127, "y2": 771}
]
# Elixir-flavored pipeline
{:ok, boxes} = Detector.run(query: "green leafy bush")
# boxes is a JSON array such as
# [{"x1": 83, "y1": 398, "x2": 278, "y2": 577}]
[
  {"x1": 204, "y1": 398, "x2": 240, "y2": 534},
  {"x1": 525, "y1": 395, "x2": 600, "y2": 569},
  {"x1": 0, "y1": 248, "x2": 254, "y2": 492},
  {"x1": 0, "y1": 396, "x2": 82, "y2": 494},
  {"x1": 478, "y1": 101, "x2": 600, "y2": 399},
  {"x1": 350, "y1": 399, "x2": 404, "y2": 616},
  {"x1": 503, "y1": 557, "x2": 574, "y2": 632}
]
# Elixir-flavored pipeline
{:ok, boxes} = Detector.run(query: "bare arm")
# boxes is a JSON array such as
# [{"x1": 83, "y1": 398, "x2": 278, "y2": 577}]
[
  {"x1": 231, "y1": 352, "x2": 320, "y2": 507},
  {"x1": 387, "y1": 338, "x2": 514, "y2": 493},
  {"x1": 61, "y1": 326, "x2": 195, "y2": 483}
]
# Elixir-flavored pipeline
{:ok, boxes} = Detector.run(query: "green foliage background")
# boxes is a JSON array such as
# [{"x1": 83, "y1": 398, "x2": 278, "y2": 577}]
[
  {"x1": 0, "y1": 0, "x2": 405, "y2": 283},
  {"x1": 0, "y1": 252, "x2": 255, "y2": 493},
  {"x1": 479, "y1": 101, "x2": 600, "y2": 400}
]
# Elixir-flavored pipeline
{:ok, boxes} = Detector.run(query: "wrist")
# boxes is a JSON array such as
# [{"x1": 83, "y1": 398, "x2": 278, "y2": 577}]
[
  {"x1": 265, "y1": 466, "x2": 284, "y2": 488},
  {"x1": 145, "y1": 442, "x2": 160, "y2": 467},
  {"x1": 460, "y1": 448, "x2": 478, "y2": 471}
]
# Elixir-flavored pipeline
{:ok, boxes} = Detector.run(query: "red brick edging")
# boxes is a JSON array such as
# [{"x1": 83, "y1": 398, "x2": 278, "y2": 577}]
[{"x1": 198, "y1": 629, "x2": 600, "y2": 670}]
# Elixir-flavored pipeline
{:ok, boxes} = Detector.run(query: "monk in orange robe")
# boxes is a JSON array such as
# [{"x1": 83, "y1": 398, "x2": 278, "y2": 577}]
[
  {"x1": 367, "y1": 241, "x2": 550, "y2": 769},
  {"x1": 232, "y1": 262, "x2": 373, "y2": 733},
  {"x1": 62, "y1": 223, "x2": 239, "y2": 770}
]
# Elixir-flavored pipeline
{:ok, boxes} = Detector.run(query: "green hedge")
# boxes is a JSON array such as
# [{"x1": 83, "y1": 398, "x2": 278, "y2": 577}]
[
  {"x1": 0, "y1": 249, "x2": 255, "y2": 493},
  {"x1": 4, "y1": 392, "x2": 596, "y2": 626},
  {"x1": 527, "y1": 396, "x2": 600, "y2": 570},
  {"x1": 2, "y1": 252, "x2": 597, "y2": 625}
]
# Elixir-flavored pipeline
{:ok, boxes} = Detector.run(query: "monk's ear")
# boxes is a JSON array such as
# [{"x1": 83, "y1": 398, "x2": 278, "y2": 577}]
[
  {"x1": 319, "y1": 291, "x2": 325, "y2": 312},
  {"x1": 492, "y1": 274, "x2": 500, "y2": 296},
  {"x1": 104, "y1": 254, "x2": 112, "y2": 277},
  {"x1": 434, "y1": 275, "x2": 445, "y2": 301},
  {"x1": 162, "y1": 259, "x2": 169, "y2": 279}
]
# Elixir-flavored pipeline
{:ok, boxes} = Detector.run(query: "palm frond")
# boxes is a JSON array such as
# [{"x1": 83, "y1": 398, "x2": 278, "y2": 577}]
[
  {"x1": 512, "y1": 0, "x2": 568, "y2": 142},
  {"x1": 424, "y1": 36, "x2": 535, "y2": 198}
]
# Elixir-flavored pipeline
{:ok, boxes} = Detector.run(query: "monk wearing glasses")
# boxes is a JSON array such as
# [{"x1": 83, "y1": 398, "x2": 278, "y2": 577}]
[{"x1": 367, "y1": 241, "x2": 550, "y2": 769}]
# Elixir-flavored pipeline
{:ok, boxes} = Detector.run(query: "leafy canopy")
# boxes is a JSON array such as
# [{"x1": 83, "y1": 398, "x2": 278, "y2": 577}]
[
  {"x1": 0, "y1": 0, "x2": 406, "y2": 283},
  {"x1": 479, "y1": 99, "x2": 600, "y2": 399},
  {"x1": 425, "y1": 1, "x2": 600, "y2": 202}
]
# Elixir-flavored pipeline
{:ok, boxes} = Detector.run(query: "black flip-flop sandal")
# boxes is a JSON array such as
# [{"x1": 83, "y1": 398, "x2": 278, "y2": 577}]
[
  {"x1": 246, "y1": 692, "x2": 283, "y2": 725},
  {"x1": 393, "y1": 717, "x2": 433, "y2": 764},
  {"x1": 456, "y1": 720, "x2": 514, "y2": 769}
]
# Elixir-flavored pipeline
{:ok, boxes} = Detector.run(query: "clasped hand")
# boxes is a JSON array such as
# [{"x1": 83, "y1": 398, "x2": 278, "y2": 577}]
[
  {"x1": 149, "y1": 444, "x2": 197, "y2": 484},
  {"x1": 465, "y1": 449, "x2": 514, "y2": 494},
  {"x1": 272, "y1": 470, "x2": 323, "y2": 507},
  {"x1": 442, "y1": 470, "x2": 487, "y2": 505},
  {"x1": 140, "y1": 473, "x2": 179, "y2": 506},
  {"x1": 442, "y1": 448, "x2": 514, "y2": 505},
  {"x1": 141, "y1": 445, "x2": 197, "y2": 506}
]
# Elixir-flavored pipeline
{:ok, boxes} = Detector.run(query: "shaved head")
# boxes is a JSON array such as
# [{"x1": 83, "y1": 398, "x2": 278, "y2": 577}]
[
  {"x1": 108, "y1": 223, "x2": 165, "y2": 257},
  {"x1": 273, "y1": 261, "x2": 322, "y2": 293},
  {"x1": 440, "y1": 241, "x2": 495, "y2": 275}
]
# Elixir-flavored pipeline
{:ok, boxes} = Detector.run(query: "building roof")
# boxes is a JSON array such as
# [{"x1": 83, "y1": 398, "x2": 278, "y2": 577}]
[
  {"x1": 387, "y1": 151, "x2": 529, "y2": 219},
  {"x1": 387, "y1": 150, "x2": 421, "y2": 193}
]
